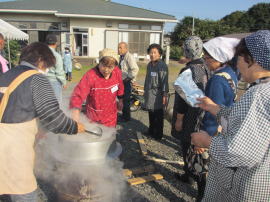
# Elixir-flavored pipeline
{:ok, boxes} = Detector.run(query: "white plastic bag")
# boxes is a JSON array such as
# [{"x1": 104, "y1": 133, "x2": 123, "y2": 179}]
[{"x1": 174, "y1": 69, "x2": 204, "y2": 107}]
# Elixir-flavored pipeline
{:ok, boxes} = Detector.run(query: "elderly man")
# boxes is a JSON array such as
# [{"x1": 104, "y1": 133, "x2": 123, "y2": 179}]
[
  {"x1": 0, "y1": 33, "x2": 9, "y2": 76},
  {"x1": 45, "y1": 34, "x2": 66, "y2": 104},
  {"x1": 118, "y1": 42, "x2": 139, "y2": 122}
]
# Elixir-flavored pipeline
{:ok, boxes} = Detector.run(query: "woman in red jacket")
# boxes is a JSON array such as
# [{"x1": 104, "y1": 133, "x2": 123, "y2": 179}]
[{"x1": 70, "y1": 49, "x2": 124, "y2": 127}]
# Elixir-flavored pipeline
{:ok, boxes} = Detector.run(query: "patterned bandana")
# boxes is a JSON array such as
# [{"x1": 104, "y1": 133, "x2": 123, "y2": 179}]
[
  {"x1": 245, "y1": 30, "x2": 270, "y2": 71},
  {"x1": 183, "y1": 36, "x2": 203, "y2": 60}
]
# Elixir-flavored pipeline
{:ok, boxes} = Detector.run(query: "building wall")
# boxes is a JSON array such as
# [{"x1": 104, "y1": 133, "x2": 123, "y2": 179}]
[
  {"x1": 0, "y1": 13, "x2": 62, "y2": 23},
  {"x1": 0, "y1": 13, "x2": 164, "y2": 58},
  {"x1": 70, "y1": 18, "x2": 163, "y2": 58}
]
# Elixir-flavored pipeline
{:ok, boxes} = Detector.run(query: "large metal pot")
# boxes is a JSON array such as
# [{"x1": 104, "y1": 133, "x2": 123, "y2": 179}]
[{"x1": 45, "y1": 125, "x2": 122, "y2": 165}]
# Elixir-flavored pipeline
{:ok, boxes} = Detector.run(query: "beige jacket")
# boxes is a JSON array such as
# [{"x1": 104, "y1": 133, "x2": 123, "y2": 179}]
[{"x1": 119, "y1": 52, "x2": 139, "y2": 82}]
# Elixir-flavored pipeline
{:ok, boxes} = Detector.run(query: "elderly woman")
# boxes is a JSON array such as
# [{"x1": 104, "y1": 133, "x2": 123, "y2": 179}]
[
  {"x1": 202, "y1": 37, "x2": 239, "y2": 137},
  {"x1": 172, "y1": 36, "x2": 211, "y2": 200},
  {"x1": 144, "y1": 43, "x2": 169, "y2": 140},
  {"x1": 192, "y1": 30, "x2": 270, "y2": 201},
  {"x1": 70, "y1": 48, "x2": 124, "y2": 127},
  {"x1": 0, "y1": 42, "x2": 84, "y2": 202}
]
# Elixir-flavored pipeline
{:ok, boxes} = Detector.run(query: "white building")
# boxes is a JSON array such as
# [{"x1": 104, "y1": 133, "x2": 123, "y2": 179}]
[{"x1": 0, "y1": 0, "x2": 177, "y2": 62}]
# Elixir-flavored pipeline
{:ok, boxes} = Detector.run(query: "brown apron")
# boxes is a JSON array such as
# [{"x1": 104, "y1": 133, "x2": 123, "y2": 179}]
[{"x1": 0, "y1": 70, "x2": 39, "y2": 194}]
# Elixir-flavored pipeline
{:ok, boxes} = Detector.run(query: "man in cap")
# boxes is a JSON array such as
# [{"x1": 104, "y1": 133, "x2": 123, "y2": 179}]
[
  {"x1": 118, "y1": 42, "x2": 139, "y2": 122},
  {"x1": 45, "y1": 34, "x2": 66, "y2": 104}
]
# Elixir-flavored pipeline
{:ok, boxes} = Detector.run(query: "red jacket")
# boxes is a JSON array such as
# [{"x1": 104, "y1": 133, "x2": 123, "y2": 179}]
[{"x1": 70, "y1": 66, "x2": 124, "y2": 127}]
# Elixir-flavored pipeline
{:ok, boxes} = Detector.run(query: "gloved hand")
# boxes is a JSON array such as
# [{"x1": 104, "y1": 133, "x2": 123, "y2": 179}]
[{"x1": 77, "y1": 122, "x2": 85, "y2": 133}]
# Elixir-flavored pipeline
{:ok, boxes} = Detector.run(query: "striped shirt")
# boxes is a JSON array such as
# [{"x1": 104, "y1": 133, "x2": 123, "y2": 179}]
[{"x1": 0, "y1": 63, "x2": 77, "y2": 134}]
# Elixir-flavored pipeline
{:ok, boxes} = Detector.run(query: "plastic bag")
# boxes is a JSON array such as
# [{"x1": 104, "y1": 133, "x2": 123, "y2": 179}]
[{"x1": 174, "y1": 69, "x2": 204, "y2": 107}]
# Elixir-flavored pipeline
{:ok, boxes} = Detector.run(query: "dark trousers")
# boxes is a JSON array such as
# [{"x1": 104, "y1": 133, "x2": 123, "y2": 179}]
[
  {"x1": 180, "y1": 139, "x2": 206, "y2": 202},
  {"x1": 66, "y1": 72, "x2": 72, "y2": 81},
  {"x1": 180, "y1": 139, "x2": 192, "y2": 175},
  {"x1": 148, "y1": 109, "x2": 164, "y2": 139},
  {"x1": 122, "y1": 80, "x2": 131, "y2": 120}
]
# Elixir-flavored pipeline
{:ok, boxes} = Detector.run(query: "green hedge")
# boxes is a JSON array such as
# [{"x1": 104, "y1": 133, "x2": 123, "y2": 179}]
[
  {"x1": 170, "y1": 45, "x2": 183, "y2": 60},
  {"x1": 3, "y1": 40, "x2": 21, "y2": 67}
]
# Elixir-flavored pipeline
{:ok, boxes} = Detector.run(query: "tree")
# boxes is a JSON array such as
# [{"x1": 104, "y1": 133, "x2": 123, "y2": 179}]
[
  {"x1": 171, "y1": 17, "x2": 218, "y2": 45},
  {"x1": 246, "y1": 3, "x2": 270, "y2": 31},
  {"x1": 170, "y1": 3, "x2": 270, "y2": 46},
  {"x1": 3, "y1": 40, "x2": 21, "y2": 67}
]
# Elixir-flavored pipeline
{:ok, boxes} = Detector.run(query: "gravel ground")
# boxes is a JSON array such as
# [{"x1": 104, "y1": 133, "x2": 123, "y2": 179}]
[
  {"x1": 116, "y1": 97, "x2": 197, "y2": 202},
  {"x1": 0, "y1": 73, "x2": 197, "y2": 202}
]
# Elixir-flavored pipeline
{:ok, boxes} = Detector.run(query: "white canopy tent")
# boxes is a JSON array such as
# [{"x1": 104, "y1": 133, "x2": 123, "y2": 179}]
[{"x1": 0, "y1": 19, "x2": 29, "y2": 68}]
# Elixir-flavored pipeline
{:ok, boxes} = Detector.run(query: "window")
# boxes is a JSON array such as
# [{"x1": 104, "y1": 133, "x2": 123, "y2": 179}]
[
  {"x1": 141, "y1": 25, "x2": 151, "y2": 30},
  {"x1": 73, "y1": 28, "x2": 88, "y2": 56},
  {"x1": 151, "y1": 25, "x2": 162, "y2": 31},
  {"x1": 150, "y1": 33, "x2": 161, "y2": 44},
  {"x1": 66, "y1": 33, "x2": 70, "y2": 46},
  {"x1": 127, "y1": 32, "x2": 150, "y2": 55},
  {"x1": 119, "y1": 24, "x2": 129, "y2": 29},
  {"x1": 129, "y1": 24, "x2": 139, "y2": 30},
  {"x1": 119, "y1": 32, "x2": 128, "y2": 43}
]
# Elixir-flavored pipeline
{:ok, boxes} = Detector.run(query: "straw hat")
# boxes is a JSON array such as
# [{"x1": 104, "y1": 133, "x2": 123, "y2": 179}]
[{"x1": 99, "y1": 48, "x2": 119, "y2": 63}]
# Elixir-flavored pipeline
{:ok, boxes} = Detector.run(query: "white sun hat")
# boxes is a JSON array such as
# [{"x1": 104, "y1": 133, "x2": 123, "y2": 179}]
[{"x1": 203, "y1": 37, "x2": 240, "y2": 63}]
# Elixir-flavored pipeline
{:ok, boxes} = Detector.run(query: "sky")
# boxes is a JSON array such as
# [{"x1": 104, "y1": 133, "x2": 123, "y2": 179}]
[
  {"x1": 112, "y1": 0, "x2": 269, "y2": 32},
  {"x1": 0, "y1": 0, "x2": 268, "y2": 32}
]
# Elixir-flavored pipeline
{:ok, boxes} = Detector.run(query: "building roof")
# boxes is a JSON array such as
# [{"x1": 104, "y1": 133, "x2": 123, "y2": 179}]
[
  {"x1": 0, "y1": 0, "x2": 177, "y2": 22},
  {"x1": 221, "y1": 33, "x2": 252, "y2": 39}
]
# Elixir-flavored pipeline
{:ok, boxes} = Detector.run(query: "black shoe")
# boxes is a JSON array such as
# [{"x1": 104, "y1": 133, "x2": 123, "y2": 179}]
[
  {"x1": 153, "y1": 136, "x2": 162, "y2": 141},
  {"x1": 196, "y1": 175, "x2": 207, "y2": 202},
  {"x1": 175, "y1": 173, "x2": 195, "y2": 185}
]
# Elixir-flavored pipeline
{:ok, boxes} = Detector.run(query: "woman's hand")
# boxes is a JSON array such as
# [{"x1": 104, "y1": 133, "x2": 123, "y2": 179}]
[
  {"x1": 175, "y1": 119, "x2": 183, "y2": 132},
  {"x1": 197, "y1": 97, "x2": 220, "y2": 116},
  {"x1": 77, "y1": 122, "x2": 85, "y2": 133},
  {"x1": 72, "y1": 109, "x2": 81, "y2": 122},
  {"x1": 162, "y1": 96, "x2": 168, "y2": 106},
  {"x1": 194, "y1": 146, "x2": 206, "y2": 154},
  {"x1": 117, "y1": 99, "x2": 123, "y2": 111},
  {"x1": 191, "y1": 130, "x2": 212, "y2": 148}
]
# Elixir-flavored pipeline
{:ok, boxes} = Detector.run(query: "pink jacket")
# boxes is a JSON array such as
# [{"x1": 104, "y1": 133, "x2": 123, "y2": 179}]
[{"x1": 0, "y1": 55, "x2": 8, "y2": 73}]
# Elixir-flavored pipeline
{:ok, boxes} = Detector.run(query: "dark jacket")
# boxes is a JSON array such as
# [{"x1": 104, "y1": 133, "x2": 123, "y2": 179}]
[{"x1": 172, "y1": 58, "x2": 210, "y2": 142}]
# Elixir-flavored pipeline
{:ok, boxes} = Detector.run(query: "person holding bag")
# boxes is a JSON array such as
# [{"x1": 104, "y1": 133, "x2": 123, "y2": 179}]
[
  {"x1": 192, "y1": 30, "x2": 270, "y2": 201},
  {"x1": 0, "y1": 42, "x2": 85, "y2": 202},
  {"x1": 173, "y1": 36, "x2": 210, "y2": 201}
]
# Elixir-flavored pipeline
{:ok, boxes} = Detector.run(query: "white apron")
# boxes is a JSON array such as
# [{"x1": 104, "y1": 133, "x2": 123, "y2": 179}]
[{"x1": 0, "y1": 70, "x2": 39, "y2": 194}]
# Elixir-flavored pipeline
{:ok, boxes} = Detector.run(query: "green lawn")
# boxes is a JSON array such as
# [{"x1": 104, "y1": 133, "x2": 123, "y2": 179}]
[{"x1": 71, "y1": 61, "x2": 184, "y2": 86}]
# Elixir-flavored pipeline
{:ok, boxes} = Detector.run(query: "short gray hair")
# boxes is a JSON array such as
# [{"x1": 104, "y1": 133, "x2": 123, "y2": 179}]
[{"x1": 119, "y1": 42, "x2": 128, "y2": 49}]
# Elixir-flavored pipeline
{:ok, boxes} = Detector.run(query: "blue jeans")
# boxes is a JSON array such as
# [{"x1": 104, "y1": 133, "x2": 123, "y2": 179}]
[
  {"x1": 50, "y1": 80, "x2": 63, "y2": 105},
  {"x1": 10, "y1": 189, "x2": 38, "y2": 202}
]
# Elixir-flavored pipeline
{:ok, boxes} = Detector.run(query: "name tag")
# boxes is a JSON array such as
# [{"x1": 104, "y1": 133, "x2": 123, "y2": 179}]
[
  {"x1": 111, "y1": 85, "x2": 118, "y2": 93},
  {"x1": 151, "y1": 72, "x2": 157, "y2": 77}
]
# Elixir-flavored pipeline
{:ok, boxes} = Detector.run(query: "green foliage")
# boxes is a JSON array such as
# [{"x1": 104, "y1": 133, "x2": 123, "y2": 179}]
[
  {"x1": 169, "y1": 45, "x2": 183, "y2": 60},
  {"x1": 170, "y1": 3, "x2": 270, "y2": 45},
  {"x1": 246, "y1": 3, "x2": 270, "y2": 31},
  {"x1": 3, "y1": 40, "x2": 21, "y2": 67}
]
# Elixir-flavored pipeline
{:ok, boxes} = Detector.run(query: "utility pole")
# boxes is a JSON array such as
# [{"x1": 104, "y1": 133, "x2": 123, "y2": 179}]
[{"x1": 192, "y1": 14, "x2": 195, "y2": 35}]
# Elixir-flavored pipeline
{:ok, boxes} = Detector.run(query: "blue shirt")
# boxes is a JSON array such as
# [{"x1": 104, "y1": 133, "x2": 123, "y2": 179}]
[{"x1": 201, "y1": 66, "x2": 238, "y2": 136}]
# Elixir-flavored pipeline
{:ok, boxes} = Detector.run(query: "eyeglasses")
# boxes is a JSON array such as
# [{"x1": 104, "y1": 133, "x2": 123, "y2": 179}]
[{"x1": 203, "y1": 55, "x2": 215, "y2": 61}]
